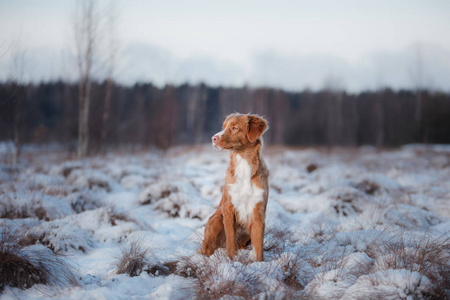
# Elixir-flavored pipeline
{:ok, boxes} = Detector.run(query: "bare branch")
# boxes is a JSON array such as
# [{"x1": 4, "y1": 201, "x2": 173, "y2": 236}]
[{"x1": 0, "y1": 40, "x2": 14, "y2": 60}]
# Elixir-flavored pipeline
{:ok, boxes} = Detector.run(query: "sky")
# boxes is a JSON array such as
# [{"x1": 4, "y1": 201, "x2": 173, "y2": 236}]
[{"x1": 1, "y1": 0, "x2": 450, "y2": 92}]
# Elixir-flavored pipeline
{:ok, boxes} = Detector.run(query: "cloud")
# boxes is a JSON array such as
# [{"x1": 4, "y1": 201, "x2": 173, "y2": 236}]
[
  {"x1": 115, "y1": 42, "x2": 450, "y2": 92},
  {"x1": 367, "y1": 43, "x2": 450, "y2": 91},
  {"x1": 248, "y1": 51, "x2": 355, "y2": 91},
  {"x1": 1, "y1": 41, "x2": 449, "y2": 92},
  {"x1": 119, "y1": 43, "x2": 174, "y2": 85},
  {"x1": 119, "y1": 43, "x2": 245, "y2": 87},
  {"x1": 246, "y1": 43, "x2": 450, "y2": 92}
]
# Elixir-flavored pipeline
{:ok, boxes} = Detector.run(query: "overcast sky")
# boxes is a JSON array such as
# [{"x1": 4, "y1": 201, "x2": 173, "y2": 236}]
[{"x1": 1, "y1": 0, "x2": 450, "y2": 92}]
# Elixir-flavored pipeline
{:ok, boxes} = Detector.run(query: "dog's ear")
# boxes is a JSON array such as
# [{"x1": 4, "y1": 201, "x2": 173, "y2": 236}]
[{"x1": 247, "y1": 115, "x2": 268, "y2": 143}]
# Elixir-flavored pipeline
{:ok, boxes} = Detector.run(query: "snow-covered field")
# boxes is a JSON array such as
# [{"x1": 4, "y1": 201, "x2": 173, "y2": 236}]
[{"x1": 1, "y1": 144, "x2": 449, "y2": 299}]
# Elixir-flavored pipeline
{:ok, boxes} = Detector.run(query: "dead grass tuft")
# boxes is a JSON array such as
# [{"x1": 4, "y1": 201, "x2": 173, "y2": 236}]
[
  {"x1": 147, "y1": 262, "x2": 173, "y2": 276},
  {"x1": 61, "y1": 165, "x2": 81, "y2": 178},
  {"x1": 264, "y1": 225, "x2": 294, "y2": 255},
  {"x1": 333, "y1": 190, "x2": 364, "y2": 217},
  {"x1": 301, "y1": 249, "x2": 355, "y2": 299},
  {"x1": 307, "y1": 219, "x2": 338, "y2": 244},
  {"x1": 105, "y1": 205, "x2": 144, "y2": 230},
  {"x1": 155, "y1": 198, "x2": 202, "y2": 220},
  {"x1": 280, "y1": 252, "x2": 306, "y2": 292},
  {"x1": 109, "y1": 211, "x2": 132, "y2": 226},
  {"x1": 0, "y1": 180, "x2": 54, "y2": 221},
  {"x1": 270, "y1": 183, "x2": 283, "y2": 194},
  {"x1": 70, "y1": 193, "x2": 102, "y2": 213},
  {"x1": 0, "y1": 246, "x2": 46, "y2": 291},
  {"x1": 16, "y1": 231, "x2": 58, "y2": 254},
  {"x1": 0, "y1": 201, "x2": 51, "y2": 221},
  {"x1": 173, "y1": 255, "x2": 201, "y2": 278},
  {"x1": 156, "y1": 202, "x2": 182, "y2": 218},
  {"x1": 375, "y1": 233, "x2": 450, "y2": 299},
  {"x1": 0, "y1": 226, "x2": 79, "y2": 293},
  {"x1": 174, "y1": 249, "x2": 309, "y2": 299},
  {"x1": 353, "y1": 179, "x2": 381, "y2": 195},
  {"x1": 306, "y1": 163, "x2": 318, "y2": 173},
  {"x1": 115, "y1": 239, "x2": 152, "y2": 277},
  {"x1": 192, "y1": 257, "x2": 265, "y2": 299},
  {"x1": 138, "y1": 185, "x2": 179, "y2": 206}
]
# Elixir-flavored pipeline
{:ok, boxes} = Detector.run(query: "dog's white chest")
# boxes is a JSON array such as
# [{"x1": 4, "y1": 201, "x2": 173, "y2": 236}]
[{"x1": 229, "y1": 155, "x2": 264, "y2": 223}]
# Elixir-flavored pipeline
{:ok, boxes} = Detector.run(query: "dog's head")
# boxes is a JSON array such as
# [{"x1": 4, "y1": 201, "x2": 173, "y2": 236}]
[{"x1": 212, "y1": 113, "x2": 268, "y2": 151}]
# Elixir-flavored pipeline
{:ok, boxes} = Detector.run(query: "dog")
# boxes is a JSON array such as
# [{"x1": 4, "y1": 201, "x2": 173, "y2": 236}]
[{"x1": 201, "y1": 113, "x2": 269, "y2": 261}]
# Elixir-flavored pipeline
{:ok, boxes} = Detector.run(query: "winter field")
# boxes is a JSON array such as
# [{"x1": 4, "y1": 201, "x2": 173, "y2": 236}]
[{"x1": 0, "y1": 143, "x2": 449, "y2": 299}]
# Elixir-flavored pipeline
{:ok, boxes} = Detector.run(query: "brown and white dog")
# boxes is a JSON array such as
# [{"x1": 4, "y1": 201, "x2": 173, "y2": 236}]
[{"x1": 201, "y1": 113, "x2": 269, "y2": 261}]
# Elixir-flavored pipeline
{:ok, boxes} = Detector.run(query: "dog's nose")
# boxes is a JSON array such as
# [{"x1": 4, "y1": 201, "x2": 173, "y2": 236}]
[{"x1": 212, "y1": 135, "x2": 219, "y2": 144}]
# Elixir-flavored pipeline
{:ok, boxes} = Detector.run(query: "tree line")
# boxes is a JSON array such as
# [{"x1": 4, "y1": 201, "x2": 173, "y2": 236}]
[{"x1": 1, "y1": 81, "x2": 449, "y2": 153}]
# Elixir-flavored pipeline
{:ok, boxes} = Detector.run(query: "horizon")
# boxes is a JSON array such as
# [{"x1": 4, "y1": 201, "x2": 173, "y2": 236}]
[{"x1": 2, "y1": 79, "x2": 448, "y2": 95}]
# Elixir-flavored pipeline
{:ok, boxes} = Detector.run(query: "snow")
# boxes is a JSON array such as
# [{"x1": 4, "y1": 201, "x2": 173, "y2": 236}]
[
  {"x1": 0, "y1": 144, "x2": 449, "y2": 299},
  {"x1": 343, "y1": 269, "x2": 433, "y2": 300}
]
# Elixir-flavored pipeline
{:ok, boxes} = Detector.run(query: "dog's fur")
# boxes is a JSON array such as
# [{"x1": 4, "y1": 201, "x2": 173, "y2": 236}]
[{"x1": 201, "y1": 113, "x2": 269, "y2": 261}]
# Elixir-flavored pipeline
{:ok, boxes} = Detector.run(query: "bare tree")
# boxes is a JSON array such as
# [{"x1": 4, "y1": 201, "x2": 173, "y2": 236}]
[
  {"x1": 74, "y1": 0, "x2": 99, "y2": 157},
  {"x1": 1, "y1": 40, "x2": 24, "y2": 166},
  {"x1": 9, "y1": 43, "x2": 26, "y2": 165},
  {"x1": 322, "y1": 75, "x2": 345, "y2": 147},
  {"x1": 100, "y1": 0, "x2": 120, "y2": 152},
  {"x1": 186, "y1": 84, "x2": 207, "y2": 144},
  {"x1": 409, "y1": 44, "x2": 425, "y2": 126},
  {"x1": 374, "y1": 91, "x2": 385, "y2": 147},
  {"x1": 408, "y1": 44, "x2": 436, "y2": 146}
]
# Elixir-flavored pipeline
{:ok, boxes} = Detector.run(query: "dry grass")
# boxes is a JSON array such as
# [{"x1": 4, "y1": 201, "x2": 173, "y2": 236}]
[
  {"x1": 374, "y1": 233, "x2": 450, "y2": 299},
  {"x1": 0, "y1": 244, "x2": 46, "y2": 291},
  {"x1": 302, "y1": 229, "x2": 450, "y2": 299},
  {"x1": 114, "y1": 239, "x2": 153, "y2": 277},
  {"x1": 279, "y1": 252, "x2": 307, "y2": 293},
  {"x1": 0, "y1": 226, "x2": 79, "y2": 293},
  {"x1": 70, "y1": 193, "x2": 103, "y2": 213},
  {"x1": 352, "y1": 179, "x2": 381, "y2": 195},
  {"x1": 0, "y1": 179, "x2": 53, "y2": 221},
  {"x1": 16, "y1": 230, "x2": 58, "y2": 254},
  {"x1": 181, "y1": 253, "x2": 266, "y2": 299},
  {"x1": 175, "y1": 246, "x2": 309, "y2": 299},
  {"x1": 167, "y1": 225, "x2": 309, "y2": 299},
  {"x1": 299, "y1": 216, "x2": 450, "y2": 299},
  {"x1": 306, "y1": 219, "x2": 339, "y2": 244},
  {"x1": 306, "y1": 163, "x2": 319, "y2": 173},
  {"x1": 264, "y1": 225, "x2": 293, "y2": 255},
  {"x1": 0, "y1": 199, "x2": 51, "y2": 221},
  {"x1": 138, "y1": 183, "x2": 195, "y2": 219},
  {"x1": 2, "y1": 146, "x2": 448, "y2": 298},
  {"x1": 138, "y1": 184, "x2": 179, "y2": 206},
  {"x1": 105, "y1": 205, "x2": 144, "y2": 231}
]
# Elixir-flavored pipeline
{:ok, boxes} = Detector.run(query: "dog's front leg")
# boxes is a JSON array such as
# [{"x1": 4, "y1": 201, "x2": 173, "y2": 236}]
[
  {"x1": 251, "y1": 202, "x2": 265, "y2": 261},
  {"x1": 222, "y1": 203, "x2": 237, "y2": 258}
]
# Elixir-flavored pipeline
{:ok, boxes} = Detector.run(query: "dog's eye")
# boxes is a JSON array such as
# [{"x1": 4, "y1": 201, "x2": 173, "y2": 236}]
[{"x1": 232, "y1": 126, "x2": 237, "y2": 131}]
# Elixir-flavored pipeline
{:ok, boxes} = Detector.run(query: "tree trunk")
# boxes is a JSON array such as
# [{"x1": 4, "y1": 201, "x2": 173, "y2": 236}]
[
  {"x1": 75, "y1": 0, "x2": 96, "y2": 158},
  {"x1": 100, "y1": 77, "x2": 113, "y2": 152},
  {"x1": 375, "y1": 93, "x2": 385, "y2": 147},
  {"x1": 13, "y1": 95, "x2": 21, "y2": 165},
  {"x1": 78, "y1": 78, "x2": 91, "y2": 158}
]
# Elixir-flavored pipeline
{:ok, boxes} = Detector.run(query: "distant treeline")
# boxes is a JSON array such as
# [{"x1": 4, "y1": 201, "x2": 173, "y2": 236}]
[{"x1": 1, "y1": 81, "x2": 449, "y2": 151}]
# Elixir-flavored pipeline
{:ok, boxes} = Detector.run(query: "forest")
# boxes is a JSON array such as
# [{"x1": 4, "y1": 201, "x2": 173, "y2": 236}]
[{"x1": 1, "y1": 81, "x2": 450, "y2": 152}]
